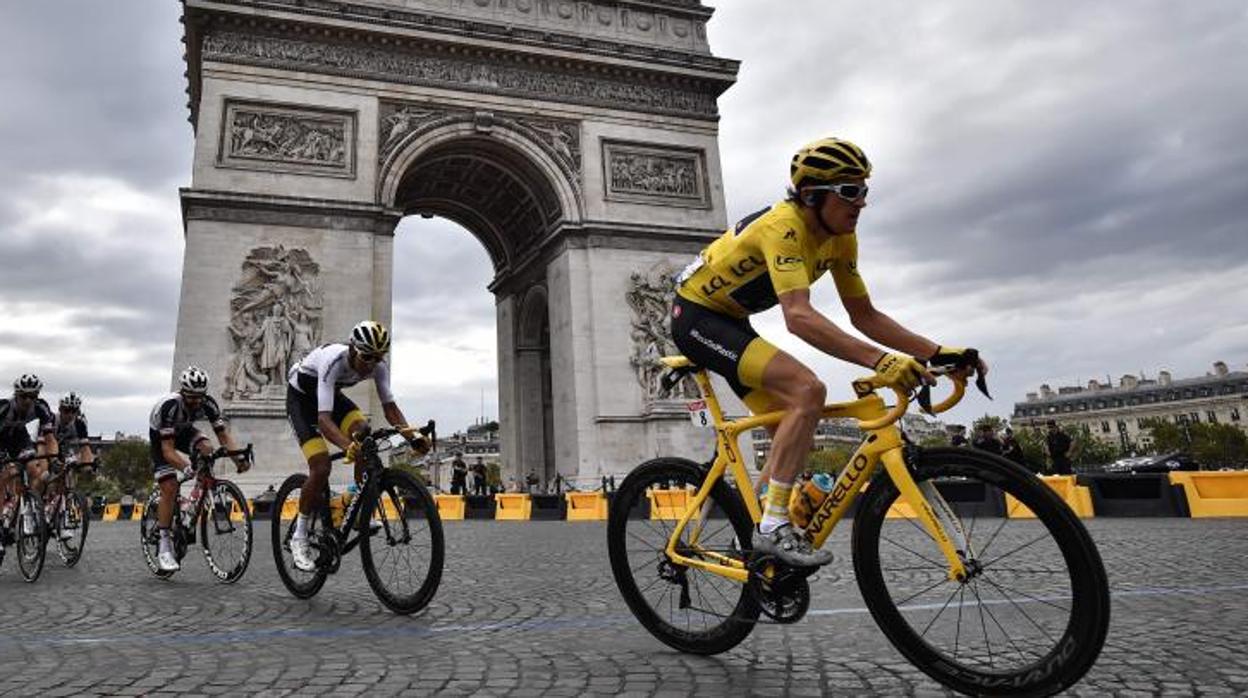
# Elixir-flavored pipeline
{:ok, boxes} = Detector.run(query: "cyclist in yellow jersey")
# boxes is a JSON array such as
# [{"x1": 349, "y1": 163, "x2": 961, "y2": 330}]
[{"x1": 671, "y1": 137, "x2": 987, "y2": 568}]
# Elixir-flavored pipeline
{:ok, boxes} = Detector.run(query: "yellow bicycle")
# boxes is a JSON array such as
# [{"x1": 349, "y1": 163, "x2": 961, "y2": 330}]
[{"x1": 607, "y1": 357, "x2": 1110, "y2": 696}]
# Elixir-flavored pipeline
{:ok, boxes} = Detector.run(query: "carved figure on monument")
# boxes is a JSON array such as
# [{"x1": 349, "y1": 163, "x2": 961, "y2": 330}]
[
  {"x1": 626, "y1": 264, "x2": 697, "y2": 401},
  {"x1": 224, "y1": 246, "x2": 324, "y2": 400},
  {"x1": 228, "y1": 110, "x2": 347, "y2": 167}
]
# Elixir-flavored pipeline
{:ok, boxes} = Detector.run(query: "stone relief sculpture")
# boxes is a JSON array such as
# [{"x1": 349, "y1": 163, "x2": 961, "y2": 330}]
[
  {"x1": 609, "y1": 149, "x2": 699, "y2": 198},
  {"x1": 626, "y1": 263, "x2": 697, "y2": 402},
  {"x1": 204, "y1": 31, "x2": 719, "y2": 118},
  {"x1": 227, "y1": 107, "x2": 348, "y2": 167},
  {"x1": 223, "y1": 246, "x2": 324, "y2": 400}
]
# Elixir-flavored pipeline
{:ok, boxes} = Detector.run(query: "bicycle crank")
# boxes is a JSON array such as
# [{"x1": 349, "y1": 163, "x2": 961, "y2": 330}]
[{"x1": 748, "y1": 555, "x2": 814, "y2": 625}]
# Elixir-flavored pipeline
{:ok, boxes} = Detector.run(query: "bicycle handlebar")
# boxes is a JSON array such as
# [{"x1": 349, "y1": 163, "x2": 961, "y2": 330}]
[
  {"x1": 328, "y1": 420, "x2": 436, "y2": 463},
  {"x1": 852, "y1": 371, "x2": 973, "y2": 431}
]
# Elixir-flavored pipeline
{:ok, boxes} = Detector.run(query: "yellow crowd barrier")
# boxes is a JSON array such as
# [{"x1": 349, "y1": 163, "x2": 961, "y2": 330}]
[
  {"x1": 494, "y1": 493, "x2": 532, "y2": 521},
  {"x1": 648, "y1": 488, "x2": 696, "y2": 520},
  {"x1": 1006, "y1": 475, "x2": 1095, "y2": 518},
  {"x1": 1170, "y1": 471, "x2": 1248, "y2": 517},
  {"x1": 229, "y1": 499, "x2": 250, "y2": 522},
  {"x1": 565, "y1": 491, "x2": 607, "y2": 521},
  {"x1": 103, "y1": 503, "x2": 121, "y2": 521},
  {"x1": 434, "y1": 494, "x2": 466, "y2": 520},
  {"x1": 280, "y1": 499, "x2": 299, "y2": 520},
  {"x1": 131, "y1": 503, "x2": 145, "y2": 521}
]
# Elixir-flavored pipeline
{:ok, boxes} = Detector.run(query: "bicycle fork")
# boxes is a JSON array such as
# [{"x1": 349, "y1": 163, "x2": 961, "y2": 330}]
[{"x1": 879, "y1": 448, "x2": 975, "y2": 582}]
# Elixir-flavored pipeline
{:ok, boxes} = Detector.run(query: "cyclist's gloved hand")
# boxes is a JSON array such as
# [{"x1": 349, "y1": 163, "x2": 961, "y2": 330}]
[
  {"x1": 874, "y1": 352, "x2": 931, "y2": 392},
  {"x1": 344, "y1": 441, "x2": 360, "y2": 464},
  {"x1": 398, "y1": 425, "x2": 431, "y2": 456},
  {"x1": 928, "y1": 346, "x2": 991, "y2": 398}
]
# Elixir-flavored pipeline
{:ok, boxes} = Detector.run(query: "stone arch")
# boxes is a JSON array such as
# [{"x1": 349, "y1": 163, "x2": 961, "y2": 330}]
[
  {"x1": 514, "y1": 284, "x2": 555, "y2": 488},
  {"x1": 379, "y1": 118, "x2": 583, "y2": 273}
]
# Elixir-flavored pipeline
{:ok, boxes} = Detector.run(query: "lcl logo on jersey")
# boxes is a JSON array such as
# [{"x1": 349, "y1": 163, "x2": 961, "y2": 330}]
[
  {"x1": 729, "y1": 255, "x2": 765, "y2": 278},
  {"x1": 700, "y1": 275, "x2": 729, "y2": 295},
  {"x1": 774, "y1": 255, "x2": 803, "y2": 270}
]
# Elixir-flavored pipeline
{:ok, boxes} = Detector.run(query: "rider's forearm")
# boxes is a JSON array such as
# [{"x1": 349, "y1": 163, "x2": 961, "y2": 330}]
[
  {"x1": 382, "y1": 402, "x2": 407, "y2": 428},
  {"x1": 851, "y1": 307, "x2": 939, "y2": 360},
  {"x1": 786, "y1": 307, "x2": 885, "y2": 368},
  {"x1": 162, "y1": 441, "x2": 191, "y2": 470}
]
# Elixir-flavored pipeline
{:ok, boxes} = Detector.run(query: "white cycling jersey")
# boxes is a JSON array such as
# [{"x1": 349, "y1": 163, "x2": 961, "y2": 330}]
[{"x1": 288, "y1": 343, "x2": 394, "y2": 412}]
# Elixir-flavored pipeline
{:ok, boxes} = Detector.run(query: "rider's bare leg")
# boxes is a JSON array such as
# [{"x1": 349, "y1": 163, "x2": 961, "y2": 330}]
[{"x1": 757, "y1": 351, "x2": 824, "y2": 533}]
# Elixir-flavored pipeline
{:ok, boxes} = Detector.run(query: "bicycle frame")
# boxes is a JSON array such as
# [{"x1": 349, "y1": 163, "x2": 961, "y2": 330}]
[{"x1": 662, "y1": 361, "x2": 973, "y2": 584}]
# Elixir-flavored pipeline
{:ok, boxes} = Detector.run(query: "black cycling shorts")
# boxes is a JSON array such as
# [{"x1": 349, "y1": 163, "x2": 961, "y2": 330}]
[
  {"x1": 286, "y1": 384, "x2": 365, "y2": 461},
  {"x1": 670, "y1": 295, "x2": 781, "y2": 414}
]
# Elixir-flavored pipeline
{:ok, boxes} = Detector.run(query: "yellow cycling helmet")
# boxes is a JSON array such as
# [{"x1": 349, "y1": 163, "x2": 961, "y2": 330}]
[{"x1": 789, "y1": 137, "x2": 872, "y2": 189}]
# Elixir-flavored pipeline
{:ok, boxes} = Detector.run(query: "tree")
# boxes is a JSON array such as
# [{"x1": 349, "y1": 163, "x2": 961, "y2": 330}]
[
  {"x1": 1013, "y1": 426, "x2": 1048, "y2": 472},
  {"x1": 1141, "y1": 418, "x2": 1248, "y2": 468},
  {"x1": 99, "y1": 440, "x2": 153, "y2": 498},
  {"x1": 1069, "y1": 424, "x2": 1121, "y2": 469},
  {"x1": 807, "y1": 444, "x2": 854, "y2": 475},
  {"x1": 972, "y1": 414, "x2": 1005, "y2": 433}
]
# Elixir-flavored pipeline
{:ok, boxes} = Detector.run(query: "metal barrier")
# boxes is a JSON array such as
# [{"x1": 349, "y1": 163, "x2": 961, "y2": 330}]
[
  {"x1": 434, "y1": 494, "x2": 466, "y2": 520},
  {"x1": 565, "y1": 491, "x2": 608, "y2": 521},
  {"x1": 494, "y1": 493, "x2": 532, "y2": 521},
  {"x1": 1078, "y1": 473, "x2": 1189, "y2": 517},
  {"x1": 1006, "y1": 475, "x2": 1095, "y2": 518},
  {"x1": 1169, "y1": 471, "x2": 1248, "y2": 517}
]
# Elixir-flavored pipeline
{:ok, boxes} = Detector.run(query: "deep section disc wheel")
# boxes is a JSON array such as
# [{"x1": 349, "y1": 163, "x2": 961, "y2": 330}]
[
  {"x1": 607, "y1": 457, "x2": 761, "y2": 655},
  {"x1": 852, "y1": 447, "x2": 1111, "y2": 696}
]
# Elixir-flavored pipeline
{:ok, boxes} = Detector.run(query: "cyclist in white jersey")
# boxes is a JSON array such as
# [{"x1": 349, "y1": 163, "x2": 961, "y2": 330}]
[
  {"x1": 285, "y1": 320, "x2": 430, "y2": 572},
  {"x1": 147, "y1": 366, "x2": 249, "y2": 572}
]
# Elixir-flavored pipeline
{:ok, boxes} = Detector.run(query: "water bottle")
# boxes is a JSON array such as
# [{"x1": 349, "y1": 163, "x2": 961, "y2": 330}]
[{"x1": 790, "y1": 472, "x2": 836, "y2": 530}]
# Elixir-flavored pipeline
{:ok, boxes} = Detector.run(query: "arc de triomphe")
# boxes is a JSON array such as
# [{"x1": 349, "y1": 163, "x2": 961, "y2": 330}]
[{"x1": 172, "y1": 0, "x2": 741, "y2": 494}]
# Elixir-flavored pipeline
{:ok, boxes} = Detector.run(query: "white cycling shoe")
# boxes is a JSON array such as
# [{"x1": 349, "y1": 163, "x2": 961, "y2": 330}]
[
  {"x1": 157, "y1": 550, "x2": 181, "y2": 572},
  {"x1": 290, "y1": 536, "x2": 317, "y2": 572}
]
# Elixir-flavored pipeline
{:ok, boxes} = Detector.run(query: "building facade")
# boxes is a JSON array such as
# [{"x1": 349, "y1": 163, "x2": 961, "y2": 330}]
[{"x1": 1012, "y1": 361, "x2": 1248, "y2": 451}]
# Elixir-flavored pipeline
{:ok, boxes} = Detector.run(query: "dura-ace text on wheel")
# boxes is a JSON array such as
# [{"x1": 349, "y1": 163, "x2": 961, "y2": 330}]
[{"x1": 852, "y1": 447, "x2": 1111, "y2": 696}]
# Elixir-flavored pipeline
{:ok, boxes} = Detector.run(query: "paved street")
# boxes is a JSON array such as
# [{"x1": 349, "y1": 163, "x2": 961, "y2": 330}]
[{"x1": 1, "y1": 517, "x2": 1247, "y2": 696}]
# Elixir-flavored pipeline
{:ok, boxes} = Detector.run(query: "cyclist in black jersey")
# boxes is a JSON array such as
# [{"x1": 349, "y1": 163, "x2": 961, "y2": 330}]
[
  {"x1": 47, "y1": 393, "x2": 96, "y2": 542},
  {"x1": 147, "y1": 366, "x2": 249, "y2": 572},
  {"x1": 671, "y1": 138, "x2": 987, "y2": 567},
  {"x1": 284, "y1": 320, "x2": 430, "y2": 572},
  {"x1": 0, "y1": 374, "x2": 58, "y2": 550}
]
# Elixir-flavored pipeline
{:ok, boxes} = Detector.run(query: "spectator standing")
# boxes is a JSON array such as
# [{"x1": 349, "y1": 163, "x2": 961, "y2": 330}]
[
  {"x1": 950, "y1": 425, "x2": 969, "y2": 447},
  {"x1": 1001, "y1": 427, "x2": 1030, "y2": 470},
  {"x1": 1045, "y1": 420, "x2": 1076, "y2": 475},
  {"x1": 450, "y1": 453, "x2": 468, "y2": 495},
  {"x1": 525, "y1": 471, "x2": 539, "y2": 494},
  {"x1": 972, "y1": 423, "x2": 1002, "y2": 455},
  {"x1": 471, "y1": 457, "x2": 487, "y2": 496}
]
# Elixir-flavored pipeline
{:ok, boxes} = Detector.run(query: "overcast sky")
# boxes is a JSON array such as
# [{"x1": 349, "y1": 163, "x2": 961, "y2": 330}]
[{"x1": 1, "y1": 1, "x2": 1245, "y2": 437}]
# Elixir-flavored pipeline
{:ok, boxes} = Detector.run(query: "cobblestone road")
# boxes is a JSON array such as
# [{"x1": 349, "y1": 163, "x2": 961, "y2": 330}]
[{"x1": 1, "y1": 518, "x2": 1246, "y2": 696}]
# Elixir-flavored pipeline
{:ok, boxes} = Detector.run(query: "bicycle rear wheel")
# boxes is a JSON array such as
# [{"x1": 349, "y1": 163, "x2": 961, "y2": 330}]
[
  {"x1": 200, "y1": 480, "x2": 252, "y2": 584},
  {"x1": 359, "y1": 469, "x2": 444, "y2": 615},
  {"x1": 55, "y1": 492, "x2": 91, "y2": 567},
  {"x1": 16, "y1": 492, "x2": 47, "y2": 582},
  {"x1": 607, "y1": 457, "x2": 760, "y2": 655},
  {"x1": 852, "y1": 447, "x2": 1110, "y2": 696},
  {"x1": 270, "y1": 473, "x2": 329, "y2": 599}
]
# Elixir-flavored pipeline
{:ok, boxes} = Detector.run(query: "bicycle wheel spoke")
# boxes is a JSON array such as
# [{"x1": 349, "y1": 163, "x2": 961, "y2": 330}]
[
  {"x1": 896, "y1": 575, "x2": 953, "y2": 608},
  {"x1": 919, "y1": 584, "x2": 965, "y2": 639},
  {"x1": 980, "y1": 574, "x2": 1070, "y2": 617},
  {"x1": 880, "y1": 533, "x2": 947, "y2": 571},
  {"x1": 981, "y1": 533, "x2": 1054, "y2": 571},
  {"x1": 970, "y1": 579, "x2": 995, "y2": 668},
  {"x1": 972, "y1": 579, "x2": 1033, "y2": 665}
]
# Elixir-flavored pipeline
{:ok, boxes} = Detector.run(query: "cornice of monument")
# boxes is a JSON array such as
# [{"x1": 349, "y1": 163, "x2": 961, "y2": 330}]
[
  {"x1": 182, "y1": 0, "x2": 738, "y2": 129},
  {"x1": 179, "y1": 188, "x2": 403, "y2": 235}
]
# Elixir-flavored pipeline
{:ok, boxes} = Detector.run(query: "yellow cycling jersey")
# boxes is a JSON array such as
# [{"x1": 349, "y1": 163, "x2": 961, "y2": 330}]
[{"x1": 675, "y1": 200, "x2": 868, "y2": 318}]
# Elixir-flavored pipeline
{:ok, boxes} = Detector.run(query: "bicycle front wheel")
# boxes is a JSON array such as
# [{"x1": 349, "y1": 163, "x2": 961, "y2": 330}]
[
  {"x1": 607, "y1": 457, "x2": 760, "y2": 655},
  {"x1": 56, "y1": 492, "x2": 91, "y2": 567},
  {"x1": 139, "y1": 490, "x2": 175, "y2": 579},
  {"x1": 200, "y1": 480, "x2": 253, "y2": 584},
  {"x1": 359, "y1": 469, "x2": 444, "y2": 615},
  {"x1": 852, "y1": 447, "x2": 1110, "y2": 696},
  {"x1": 16, "y1": 492, "x2": 47, "y2": 582},
  {"x1": 271, "y1": 473, "x2": 329, "y2": 599}
]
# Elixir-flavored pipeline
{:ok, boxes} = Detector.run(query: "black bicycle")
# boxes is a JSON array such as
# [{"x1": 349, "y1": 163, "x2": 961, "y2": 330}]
[
  {"x1": 271, "y1": 423, "x2": 444, "y2": 615},
  {"x1": 1, "y1": 450, "x2": 49, "y2": 582},
  {"x1": 139, "y1": 445, "x2": 254, "y2": 583},
  {"x1": 41, "y1": 453, "x2": 95, "y2": 568}
]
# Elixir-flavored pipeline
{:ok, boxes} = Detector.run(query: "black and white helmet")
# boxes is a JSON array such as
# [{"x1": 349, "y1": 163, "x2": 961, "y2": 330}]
[
  {"x1": 60, "y1": 392, "x2": 83, "y2": 410},
  {"x1": 13, "y1": 374, "x2": 42, "y2": 396},
  {"x1": 178, "y1": 366, "x2": 210, "y2": 395},
  {"x1": 349, "y1": 320, "x2": 391, "y2": 356}
]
